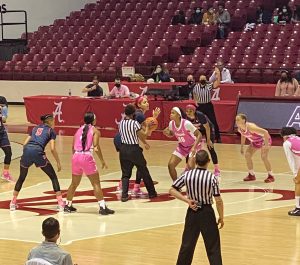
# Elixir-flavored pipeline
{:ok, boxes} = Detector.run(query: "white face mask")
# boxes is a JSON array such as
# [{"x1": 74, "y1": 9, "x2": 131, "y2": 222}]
[{"x1": 283, "y1": 8, "x2": 287, "y2": 13}]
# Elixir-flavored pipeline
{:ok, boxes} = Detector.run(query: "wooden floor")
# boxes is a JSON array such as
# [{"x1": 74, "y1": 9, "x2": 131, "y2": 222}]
[{"x1": 0, "y1": 106, "x2": 299, "y2": 265}]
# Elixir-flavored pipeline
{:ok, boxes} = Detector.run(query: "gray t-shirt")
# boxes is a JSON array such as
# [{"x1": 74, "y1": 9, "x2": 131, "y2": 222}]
[{"x1": 28, "y1": 242, "x2": 73, "y2": 265}]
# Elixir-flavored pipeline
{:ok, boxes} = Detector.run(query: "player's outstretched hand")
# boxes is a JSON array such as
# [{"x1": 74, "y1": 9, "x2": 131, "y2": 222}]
[{"x1": 153, "y1": 107, "x2": 161, "y2": 118}]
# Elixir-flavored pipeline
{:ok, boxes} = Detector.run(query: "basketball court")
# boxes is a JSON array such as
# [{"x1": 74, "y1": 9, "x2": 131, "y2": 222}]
[{"x1": 0, "y1": 106, "x2": 299, "y2": 265}]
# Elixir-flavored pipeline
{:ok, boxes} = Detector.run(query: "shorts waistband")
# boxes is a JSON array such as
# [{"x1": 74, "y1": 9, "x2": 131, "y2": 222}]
[{"x1": 74, "y1": 151, "x2": 92, "y2": 154}]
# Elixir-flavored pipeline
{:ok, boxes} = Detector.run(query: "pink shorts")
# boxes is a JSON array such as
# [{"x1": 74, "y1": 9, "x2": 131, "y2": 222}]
[
  {"x1": 173, "y1": 143, "x2": 202, "y2": 160},
  {"x1": 72, "y1": 153, "x2": 98, "y2": 176},
  {"x1": 251, "y1": 137, "x2": 272, "y2": 149}
]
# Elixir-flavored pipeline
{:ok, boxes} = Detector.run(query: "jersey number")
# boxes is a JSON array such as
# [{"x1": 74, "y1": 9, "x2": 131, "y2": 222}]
[
  {"x1": 35, "y1": 128, "x2": 44, "y2": 136},
  {"x1": 178, "y1": 136, "x2": 185, "y2": 143}
]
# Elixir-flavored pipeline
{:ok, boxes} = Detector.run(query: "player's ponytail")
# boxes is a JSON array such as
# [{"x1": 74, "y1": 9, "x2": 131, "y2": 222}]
[{"x1": 82, "y1": 112, "x2": 95, "y2": 151}]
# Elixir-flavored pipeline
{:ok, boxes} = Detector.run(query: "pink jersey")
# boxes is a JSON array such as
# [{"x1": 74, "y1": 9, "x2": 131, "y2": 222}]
[
  {"x1": 287, "y1": 136, "x2": 300, "y2": 156},
  {"x1": 73, "y1": 125, "x2": 94, "y2": 152},
  {"x1": 169, "y1": 119, "x2": 197, "y2": 147},
  {"x1": 238, "y1": 122, "x2": 264, "y2": 145}
]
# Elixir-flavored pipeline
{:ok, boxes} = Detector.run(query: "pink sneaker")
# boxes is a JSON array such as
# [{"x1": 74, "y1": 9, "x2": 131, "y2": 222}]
[
  {"x1": 1, "y1": 172, "x2": 14, "y2": 182},
  {"x1": 214, "y1": 168, "x2": 221, "y2": 176},
  {"x1": 131, "y1": 184, "x2": 147, "y2": 196},
  {"x1": 264, "y1": 174, "x2": 275, "y2": 183},
  {"x1": 243, "y1": 173, "x2": 256, "y2": 181}
]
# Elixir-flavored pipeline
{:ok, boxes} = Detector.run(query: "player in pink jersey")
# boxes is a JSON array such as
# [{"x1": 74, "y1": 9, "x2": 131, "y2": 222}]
[
  {"x1": 281, "y1": 127, "x2": 300, "y2": 216},
  {"x1": 235, "y1": 113, "x2": 274, "y2": 183},
  {"x1": 163, "y1": 107, "x2": 202, "y2": 181},
  {"x1": 64, "y1": 112, "x2": 114, "y2": 215}
]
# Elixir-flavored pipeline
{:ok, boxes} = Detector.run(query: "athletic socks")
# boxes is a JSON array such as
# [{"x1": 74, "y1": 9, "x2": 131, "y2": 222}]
[
  {"x1": 296, "y1": 196, "x2": 300, "y2": 208},
  {"x1": 249, "y1": 170, "x2": 255, "y2": 176},
  {"x1": 66, "y1": 200, "x2": 73, "y2": 207},
  {"x1": 56, "y1": 195, "x2": 64, "y2": 206},
  {"x1": 98, "y1": 200, "x2": 106, "y2": 209},
  {"x1": 268, "y1": 171, "x2": 274, "y2": 176}
]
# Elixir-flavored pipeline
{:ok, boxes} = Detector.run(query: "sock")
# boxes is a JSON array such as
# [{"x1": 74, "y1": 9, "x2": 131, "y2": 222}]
[
  {"x1": 3, "y1": 169, "x2": 8, "y2": 174},
  {"x1": 268, "y1": 171, "x2": 273, "y2": 176},
  {"x1": 296, "y1": 196, "x2": 300, "y2": 208},
  {"x1": 11, "y1": 195, "x2": 17, "y2": 204},
  {"x1": 249, "y1": 170, "x2": 255, "y2": 175},
  {"x1": 56, "y1": 195, "x2": 64, "y2": 206},
  {"x1": 214, "y1": 164, "x2": 219, "y2": 170},
  {"x1": 66, "y1": 200, "x2": 72, "y2": 207},
  {"x1": 99, "y1": 200, "x2": 106, "y2": 208}
]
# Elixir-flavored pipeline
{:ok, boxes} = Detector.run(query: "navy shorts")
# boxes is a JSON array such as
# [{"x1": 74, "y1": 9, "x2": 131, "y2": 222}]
[
  {"x1": 113, "y1": 133, "x2": 122, "y2": 152},
  {"x1": 0, "y1": 130, "x2": 10, "y2": 147},
  {"x1": 20, "y1": 145, "x2": 49, "y2": 168}
]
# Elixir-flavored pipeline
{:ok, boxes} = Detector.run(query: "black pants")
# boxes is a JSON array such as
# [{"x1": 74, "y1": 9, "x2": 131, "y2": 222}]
[
  {"x1": 119, "y1": 144, "x2": 156, "y2": 198},
  {"x1": 202, "y1": 131, "x2": 218, "y2": 165},
  {"x1": 176, "y1": 206, "x2": 222, "y2": 265},
  {"x1": 197, "y1": 102, "x2": 221, "y2": 141}
]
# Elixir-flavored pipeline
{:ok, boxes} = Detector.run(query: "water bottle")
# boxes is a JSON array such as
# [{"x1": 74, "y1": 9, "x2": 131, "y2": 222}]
[{"x1": 68, "y1": 89, "x2": 72, "y2": 96}]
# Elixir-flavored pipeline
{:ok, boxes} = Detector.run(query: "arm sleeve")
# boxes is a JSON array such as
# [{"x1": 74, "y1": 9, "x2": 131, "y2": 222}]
[
  {"x1": 135, "y1": 112, "x2": 145, "y2": 124},
  {"x1": 63, "y1": 254, "x2": 74, "y2": 265},
  {"x1": 50, "y1": 129, "x2": 57, "y2": 140},
  {"x1": 99, "y1": 86, "x2": 104, "y2": 96},
  {"x1": 184, "y1": 120, "x2": 197, "y2": 134},
  {"x1": 134, "y1": 121, "x2": 142, "y2": 131},
  {"x1": 212, "y1": 176, "x2": 221, "y2": 196},
  {"x1": 109, "y1": 87, "x2": 116, "y2": 96},
  {"x1": 172, "y1": 174, "x2": 186, "y2": 190},
  {"x1": 160, "y1": 72, "x2": 171, "y2": 82}
]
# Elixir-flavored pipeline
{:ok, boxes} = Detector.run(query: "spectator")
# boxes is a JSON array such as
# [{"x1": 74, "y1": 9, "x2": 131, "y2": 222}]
[
  {"x1": 188, "y1": 7, "x2": 203, "y2": 25},
  {"x1": 275, "y1": 70, "x2": 299, "y2": 97},
  {"x1": 27, "y1": 217, "x2": 74, "y2": 265},
  {"x1": 109, "y1": 78, "x2": 130, "y2": 98},
  {"x1": 202, "y1": 7, "x2": 217, "y2": 25},
  {"x1": 256, "y1": 5, "x2": 272, "y2": 24},
  {"x1": 82, "y1": 76, "x2": 103, "y2": 97},
  {"x1": 172, "y1": 10, "x2": 186, "y2": 25},
  {"x1": 278, "y1": 5, "x2": 292, "y2": 24},
  {"x1": 209, "y1": 61, "x2": 233, "y2": 84},
  {"x1": 216, "y1": 3, "x2": 231, "y2": 39},
  {"x1": 178, "y1": 75, "x2": 196, "y2": 99},
  {"x1": 292, "y1": 6, "x2": 300, "y2": 23},
  {"x1": 147, "y1": 65, "x2": 171, "y2": 83}
]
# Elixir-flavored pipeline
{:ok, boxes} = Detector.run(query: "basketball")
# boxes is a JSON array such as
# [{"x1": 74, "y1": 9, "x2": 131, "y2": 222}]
[{"x1": 145, "y1": 117, "x2": 158, "y2": 131}]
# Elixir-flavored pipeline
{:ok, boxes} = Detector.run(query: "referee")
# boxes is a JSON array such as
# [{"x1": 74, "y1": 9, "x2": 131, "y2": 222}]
[
  {"x1": 170, "y1": 150, "x2": 224, "y2": 265},
  {"x1": 193, "y1": 67, "x2": 221, "y2": 142},
  {"x1": 119, "y1": 104, "x2": 157, "y2": 202}
]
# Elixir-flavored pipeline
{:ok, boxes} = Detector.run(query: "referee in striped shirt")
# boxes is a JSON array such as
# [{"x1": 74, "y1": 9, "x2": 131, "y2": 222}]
[
  {"x1": 170, "y1": 150, "x2": 224, "y2": 265},
  {"x1": 119, "y1": 104, "x2": 157, "y2": 202},
  {"x1": 193, "y1": 67, "x2": 221, "y2": 143}
]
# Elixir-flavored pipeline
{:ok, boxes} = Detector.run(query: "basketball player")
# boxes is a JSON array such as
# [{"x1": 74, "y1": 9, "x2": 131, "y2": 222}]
[
  {"x1": 163, "y1": 107, "x2": 202, "y2": 181},
  {"x1": 235, "y1": 113, "x2": 274, "y2": 182},
  {"x1": 64, "y1": 112, "x2": 114, "y2": 215},
  {"x1": 10, "y1": 114, "x2": 64, "y2": 211},
  {"x1": 0, "y1": 96, "x2": 13, "y2": 181},
  {"x1": 114, "y1": 96, "x2": 160, "y2": 195},
  {"x1": 280, "y1": 127, "x2": 300, "y2": 216},
  {"x1": 185, "y1": 104, "x2": 220, "y2": 176}
]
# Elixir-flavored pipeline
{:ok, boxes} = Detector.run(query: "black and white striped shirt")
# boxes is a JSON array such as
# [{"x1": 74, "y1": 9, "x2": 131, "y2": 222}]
[
  {"x1": 193, "y1": 82, "x2": 213, "y2": 104},
  {"x1": 119, "y1": 119, "x2": 141, "y2": 145},
  {"x1": 172, "y1": 168, "x2": 220, "y2": 204}
]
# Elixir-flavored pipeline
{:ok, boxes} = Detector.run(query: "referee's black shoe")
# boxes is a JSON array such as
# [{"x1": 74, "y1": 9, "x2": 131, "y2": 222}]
[
  {"x1": 149, "y1": 192, "x2": 158, "y2": 199},
  {"x1": 121, "y1": 195, "x2": 130, "y2": 202},
  {"x1": 99, "y1": 206, "x2": 115, "y2": 215},
  {"x1": 288, "y1": 208, "x2": 300, "y2": 216}
]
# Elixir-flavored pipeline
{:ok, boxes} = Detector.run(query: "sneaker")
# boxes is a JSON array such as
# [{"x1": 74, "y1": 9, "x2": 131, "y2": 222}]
[
  {"x1": 64, "y1": 204, "x2": 77, "y2": 213},
  {"x1": 10, "y1": 203, "x2": 17, "y2": 211},
  {"x1": 1, "y1": 172, "x2": 14, "y2": 182},
  {"x1": 99, "y1": 206, "x2": 115, "y2": 215},
  {"x1": 149, "y1": 192, "x2": 158, "y2": 199},
  {"x1": 288, "y1": 208, "x2": 300, "y2": 216},
  {"x1": 214, "y1": 168, "x2": 221, "y2": 177},
  {"x1": 132, "y1": 185, "x2": 147, "y2": 196},
  {"x1": 243, "y1": 173, "x2": 256, "y2": 181},
  {"x1": 264, "y1": 174, "x2": 275, "y2": 183}
]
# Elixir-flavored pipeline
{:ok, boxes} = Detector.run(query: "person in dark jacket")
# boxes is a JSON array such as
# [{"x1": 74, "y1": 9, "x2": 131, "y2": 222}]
[
  {"x1": 148, "y1": 65, "x2": 171, "y2": 83},
  {"x1": 188, "y1": 7, "x2": 204, "y2": 24},
  {"x1": 172, "y1": 10, "x2": 186, "y2": 25}
]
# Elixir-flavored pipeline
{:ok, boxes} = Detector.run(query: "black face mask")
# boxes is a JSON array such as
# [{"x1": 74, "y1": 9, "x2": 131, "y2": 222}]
[
  {"x1": 187, "y1": 80, "x2": 194, "y2": 86},
  {"x1": 200, "y1": 80, "x2": 206, "y2": 85},
  {"x1": 281, "y1": 76, "x2": 287, "y2": 81},
  {"x1": 115, "y1": 83, "x2": 121, "y2": 88}
]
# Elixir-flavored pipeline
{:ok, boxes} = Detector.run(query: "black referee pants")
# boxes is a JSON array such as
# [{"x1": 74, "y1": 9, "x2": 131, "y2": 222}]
[
  {"x1": 196, "y1": 102, "x2": 221, "y2": 141},
  {"x1": 176, "y1": 206, "x2": 222, "y2": 265},
  {"x1": 119, "y1": 144, "x2": 156, "y2": 198}
]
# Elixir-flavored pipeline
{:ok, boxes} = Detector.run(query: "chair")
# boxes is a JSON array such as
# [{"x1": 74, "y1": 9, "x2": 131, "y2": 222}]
[{"x1": 25, "y1": 258, "x2": 53, "y2": 265}]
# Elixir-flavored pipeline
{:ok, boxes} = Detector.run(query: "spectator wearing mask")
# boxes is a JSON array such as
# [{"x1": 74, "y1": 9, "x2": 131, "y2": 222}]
[
  {"x1": 292, "y1": 6, "x2": 300, "y2": 23},
  {"x1": 209, "y1": 61, "x2": 233, "y2": 84},
  {"x1": 172, "y1": 10, "x2": 186, "y2": 25},
  {"x1": 82, "y1": 76, "x2": 103, "y2": 97},
  {"x1": 188, "y1": 7, "x2": 203, "y2": 25},
  {"x1": 148, "y1": 65, "x2": 171, "y2": 83},
  {"x1": 109, "y1": 78, "x2": 130, "y2": 98},
  {"x1": 27, "y1": 217, "x2": 74, "y2": 265},
  {"x1": 179, "y1": 75, "x2": 196, "y2": 99},
  {"x1": 278, "y1": 5, "x2": 292, "y2": 24},
  {"x1": 216, "y1": 4, "x2": 231, "y2": 39},
  {"x1": 275, "y1": 70, "x2": 299, "y2": 97},
  {"x1": 202, "y1": 7, "x2": 217, "y2": 25}
]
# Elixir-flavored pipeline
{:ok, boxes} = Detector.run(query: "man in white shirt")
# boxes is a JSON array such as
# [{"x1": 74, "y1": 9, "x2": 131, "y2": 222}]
[
  {"x1": 109, "y1": 78, "x2": 130, "y2": 98},
  {"x1": 209, "y1": 61, "x2": 233, "y2": 84}
]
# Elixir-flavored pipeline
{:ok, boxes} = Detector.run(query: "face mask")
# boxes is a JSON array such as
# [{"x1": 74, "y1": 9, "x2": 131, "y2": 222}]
[
  {"x1": 281, "y1": 76, "x2": 287, "y2": 81},
  {"x1": 283, "y1": 9, "x2": 287, "y2": 13},
  {"x1": 187, "y1": 80, "x2": 194, "y2": 85},
  {"x1": 200, "y1": 80, "x2": 206, "y2": 85},
  {"x1": 115, "y1": 83, "x2": 121, "y2": 88},
  {"x1": 196, "y1": 9, "x2": 201, "y2": 13},
  {"x1": 156, "y1": 68, "x2": 162, "y2": 73}
]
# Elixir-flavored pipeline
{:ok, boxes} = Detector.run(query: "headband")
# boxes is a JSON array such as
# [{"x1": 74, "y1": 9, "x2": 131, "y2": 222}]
[
  {"x1": 172, "y1": 107, "x2": 182, "y2": 117},
  {"x1": 186, "y1": 104, "x2": 196, "y2": 111}
]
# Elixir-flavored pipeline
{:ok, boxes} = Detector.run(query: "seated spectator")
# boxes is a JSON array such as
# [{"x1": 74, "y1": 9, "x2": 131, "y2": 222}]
[
  {"x1": 216, "y1": 3, "x2": 231, "y2": 39},
  {"x1": 27, "y1": 217, "x2": 74, "y2": 265},
  {"x1": 202, "y1": 7, "x2": 217, "y2": 25},
  {"x1": 147, "y1": 65, "x2": 171, "y2": 83},
  {"x1": 82, "y1": 76, "x2": 103, "y2": 97},
  {"x1": 171, "y1": 10, "x2": 186, "y2": 25},
  {"x1": 256, "y1": 5, "x2": 272, "y2": 24},
  {"x1": 278, "y1": 5, "x2": 292, "y2": 24},
  {"x1": 109, "y1": 77, "x2": 130, "y2": 98},
  {"x1": 209, "y1": 61, "x2": 233, "y2": 84},
  {"x1": 188, "y1": 7, "x2": 203, "y2": 25},
  {"x1": 292, "y1": 6, "x2": 300, "y2": 23},
  {"x1": 275, "y1": 70, "x2": 299, "y2": 96}
]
